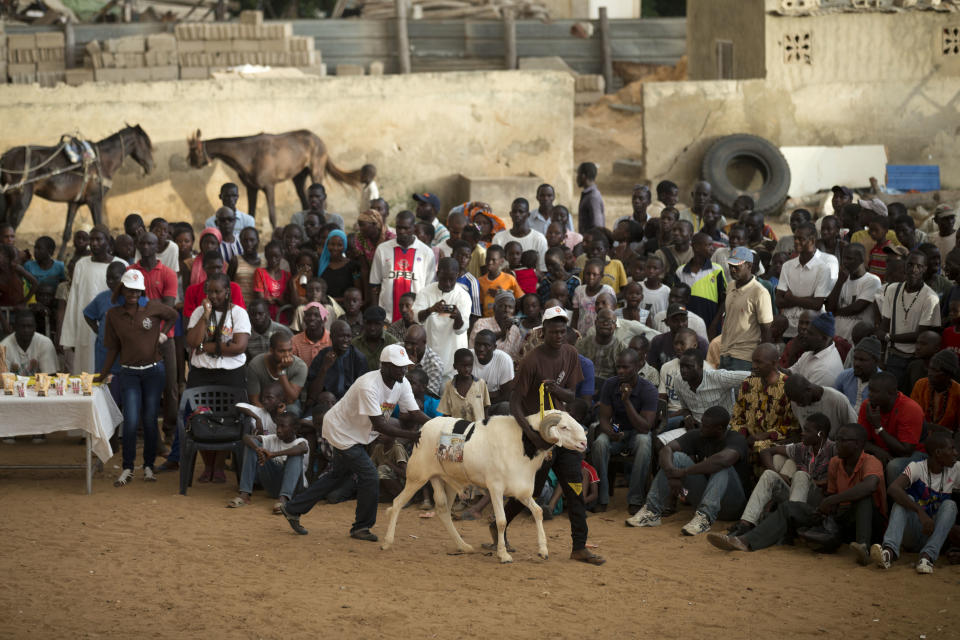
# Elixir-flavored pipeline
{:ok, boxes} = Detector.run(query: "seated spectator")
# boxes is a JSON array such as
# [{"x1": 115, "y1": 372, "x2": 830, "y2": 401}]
[
  {"x1": 403, "y1": 324, "x2": 444, "y2": 398},
  {"x1": 572, "y1": 258, "x2": 616, "y2": 335},
  {"x1": 289, "y1": 277, "x2": 341, "y2": 333},
  {"x1": 659, "y1": 329, "x2": 701, "y2": 428},
  {"x1": 880, "y1": 250, "x2": 940, "y2": 386},
  {"x1": 724, "y1": 413, "x2": 835, "y2": 538},
  {"x1": 785, "y1": 374, "x2": 858, "y2": 439},
  {"x1": 904, "y1": 331, "x2": 942, "y2": 395},
  {"x1": 471, "y1": 329, "x2": 514, "y2": 410},
  {"x1": 451, "y1": 241, "x2": 482, "y2": 318},
  {"x1": 647, "y1": 303, "x2": 709, "y2": 370},
  {"x1": 730, "y1": 343, "x2": 798, "y2": 445},
  {"x1": 385, "y1": 292, "x2": 417, "y2": 343},
  {"x1": 576, "y1": 309, "x2": 624, "y2": 387},
  {"x1": 591, "y1": 349, "x2": 658, "y2": 514},
  {"x1": 1, "y1": 309, "x2": 58, "y2": 376},
  {"x1": 352, "y1": 305, "x2": 398, "y2": 368},
  {"x1": 290, "y1": 303, "x2": 331, "y2": 368},
  {"x1": 245, "y1": 298, "x2": 292, "y2": 361},
  {"x1": 627, "y1": 406, "x2": 750, "y2": 536},
  {"x1": 788, "y1": 312, "x2": 844, "y2": 388},
  {"x1": 237, "y1": 382, "x2": 284, "y2": 436},
  {"x1": 709, "y1": 423, "x2": 886, "y2": 560},
  {"x1": 617, "y1": 281, "x2": 647, "y2": 324},
  {"x1": 437, "y1": 349, "x2": 490, "y2": 423},
  {"x1": 872, "y1": 432, "x2": 960, "y2": 574},
  {"x1": 590, "y1": 292, "x2": 658, "y2": 344},
  {"x1": 910, "y1": 349, "x2": 960, "y2": 434},
  {"x1": 252, "y1": 241, "x2": 291, "y2": 322},
  {"x1": 306, "y1": 320, "x2": 367, "y2": 403},
  {"x1": 248, "y1": 332, "x2": 308, "y2": 417},
  {"x1": 860, "y1": 371, "x2": 927, "y2": 481},
  {"x1": 627, "y1": 334, "x2": 660, "y2": 388},
  {"x1": 834, "y1": 336, "x2": 883, "y2": 413},
  {"x1": 674, "y1": 349, "x2": 751, "y2": 424},
  {"x1": 469, "y1": 290, "x2": 523, "y2": 361},
  {"x1": 228, "y1": 412, "x2": 308, "y2": 512},
  {"x1": 649, "y1": 283, "x2": 708, "y2": 341}
]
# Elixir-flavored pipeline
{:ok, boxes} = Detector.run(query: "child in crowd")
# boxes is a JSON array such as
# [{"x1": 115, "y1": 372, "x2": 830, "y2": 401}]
[
  {"x1": 640, "y1": 255, "x2": 670, "y2": 319},
  {"x1": 438, "y1": 349, "x2": 490, "y2": 423},
  {"x1": 518, "y1": 293, "x2": 543, "y2": 339},
  {"x1": 290, "y1": 278, "x2": 342, "y2": 333},
  {"x1": 229, "y1": 410, "x2": 309, "y2": 512},
  {"x1": 537, "y1": 246, "x2": 579, "y2": 304},
  {"x1": 228, "y1": 226, "x2": 261, "y2": 304},
  {"x1": 867, "y1": 214, "x2": 895, "y2": 281},
  {"x1": 452, "y1": 241, "x2": 482, "y2": 318},
  {"x1": 24, "y1": 236, "x2": 66, "y2": 289},
  {"x1": 66, "y1": 229, "x2": 90, "y2": 274},
  {"x1": 287, "y1": 251, "x2": 319, "y2": 308},
  {"x1": 943, "y1": 299, "x2": 960, "y2": 357},
  {"x1": 113, "y1": 234, "x2": 136, "y2": 264},
  {"x1": 514, "y1": 250, "x2": 539, "y2": 295},
  {"x1": 340, "y1": 286, "x2": 364, "y2": 337},
  {"x1": 549, "y1": 279, "x2": 573, "y2": 311},
  {"x1": 618, "y1": 281, "x2": 648, "y2": 324},
  {"x1": 31, "y1": 282, "x2": 58, "y2": 339},
  {"x1": 462, "y1": 223, "x2": 487, "y2": 278},
  {"x1": 504, "y1": 240, "x2": 523, "y2": 275},
  {"x1": 551, "y1": 205, "x2": 583, "y2": 250},
  {"x1": 394, "y1": 367, "x2": 441, "y2": 422},
  {"x1": 149, "y1": 217, "x2": 180, "y2": 272},
  {"x1": 478, "y1": 244, "x2": 524, "y2": 317},
  {"x1": 415, "y1": 221, "x2": 442, "y2": 265},
  {"x1": 360, "y1": 163, "x2": 379, "y2": 211},
  {"x1": 572, "y1": 258, "x2": 615, "y2": 335},
  {"x1": 253, "y1": 240, "x2": 290, "y2": 322}
]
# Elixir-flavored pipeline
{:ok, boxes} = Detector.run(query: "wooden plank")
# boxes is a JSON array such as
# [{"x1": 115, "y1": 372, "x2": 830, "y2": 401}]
[
  {"x1": 599, "y1": 7, "x2": 613, "y2": 95},
  {"x1": 396, "y1": 0, "x2": 411, "y2": 73},
  {"x1": 503, "y1": 8, "x2": 517, "y2": 70}
]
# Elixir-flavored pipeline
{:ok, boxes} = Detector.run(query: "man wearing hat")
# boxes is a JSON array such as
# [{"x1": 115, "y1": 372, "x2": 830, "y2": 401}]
[
  {"x1": 718, "y1": 246, "x2": 773, "y2": 371},
  {"x1": 647, "y1": 302, "x2": 709, "y2": 370},
  {"x1": 832, "y1": 185, "x2": 854, "y2": 216},
  {"x1": 932, "y1": 204, "x2": 957, "y2": 257},
  {"x1": 787, "y1": 312, "x2": 844, "y2": 388},
  {"x1": 834, "y1": 336, "x2": 883, "y2": 413},
  {"x1": 910, "y1": 349, "x2": 960, "y2": 433},
  {"x1": 281, "y1": 344, "x2": 430, "y2": 540},
  {"x1": 414, "y1": 192, "x2": 449, "y2": 247},
  {"x1": 352, "y1": 305, "x2": 398, "y2": 370}
]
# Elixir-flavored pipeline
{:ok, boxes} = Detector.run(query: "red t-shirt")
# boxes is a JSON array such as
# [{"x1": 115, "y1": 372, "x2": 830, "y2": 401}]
[
  {"x1": 129, "y1": 261, "x2": 177, "y2": 301},
  {"x1": 514, "y1": 268, "x2": 539, "y2": 295},
  {"x1": 183, "y1": 281, "x2": 246, "y2": 320},
  {"x1": 943, "y1": 326, "x2": 960, "y2": 358},
  {"x1": 857, "y1": 391, "x2": 925, "y2": 452},
  {"x1": 390, "y1": 246, "x2": 417, "y2": 321}
]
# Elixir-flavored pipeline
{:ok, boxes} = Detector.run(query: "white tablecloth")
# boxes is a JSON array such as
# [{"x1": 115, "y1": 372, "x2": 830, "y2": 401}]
[{"x1": 0, "y1": 386, "x2": 121, "y2": 462}]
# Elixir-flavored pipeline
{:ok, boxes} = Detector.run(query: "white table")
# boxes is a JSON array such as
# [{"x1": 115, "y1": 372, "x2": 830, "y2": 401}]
[{"x1": 0, "y1": 386, "x2": 122, "y2": 493}]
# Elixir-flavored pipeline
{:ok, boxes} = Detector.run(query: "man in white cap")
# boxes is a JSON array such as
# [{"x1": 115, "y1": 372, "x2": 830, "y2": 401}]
[
  {"x1": 932, "y1": 204, "x2": 957, "y2": 256},
  {"x1": 280, "y1": 344, "x2": 431, "y2": 541}
]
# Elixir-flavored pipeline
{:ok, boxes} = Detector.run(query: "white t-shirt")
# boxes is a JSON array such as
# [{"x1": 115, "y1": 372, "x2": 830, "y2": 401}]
[
  {"x1": 259, "y1": 433, "x2": 309, "y2": 487},
  {"x1": 369, "y1": 238, "x2": 437, "y2": 323},
  {"x1": 0, "y1": 332, "x2": 58, "y2": 375},
  {"x1": 640, "y1": 282, "x2": 670, "y2": 317},
  {"x1": 492, "y1": 229, "x2": 549, "y2": 272},
  {"x1": 187, "y1": 304, "x2": 251, "y2": 370},
  {"x1": 659, "y1": 358, "x2": 683, "y2": 413},
  {"x1": 652, "y1": 309, "x2": 708, "y2": 342},
  {"x1": 776, "y1": 250, "x2": 836, "y2": 337},
  {"x1": 834, "y1": 273, "x2": 882, "y2": 342},
  {"x1": 412, "y1": 282, "x2": 472, "y2": 376},
  {"x1": 237, "y1": 402, "x2": 276, "y2": 435},
  {"x1": 902, "y1": 459, "x2": 960, "y2": 511},
  {"x1": 881, "y1": 283, "x2": 941, "y2": 354},
  {"x1": 322, "y1": 370, "x2": 419, "y2": 450},
  {"x1": 472, "y1": 348, "x2": 514, "y2": 393}
]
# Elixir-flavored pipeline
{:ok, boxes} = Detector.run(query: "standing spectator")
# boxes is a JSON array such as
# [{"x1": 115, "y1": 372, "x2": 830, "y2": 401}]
[
  {"x1": 591, "y1": 349, "x2": 658, "y2": 514},
  {"x1": 317, "y1": 230, "x2": 360, "y2": 302},
  {"x1": 451, "y1": 241, "x2": 482, "y2": 318},
  {"x1": 719, "y1": 247, "x2": 773, "y2": 371},
  {"x1": 290, "y1": 183, "x2": 346, "y2": 230},
  {"x1": 23, "y1": 236, "x2": 66, "y2": 288},
  {"x1": 776, "y1": 223, "x2": 835, "y2": 339},
  {"x1": 83, "y1": 262, "x2": 141, "y2": 382},
  {"x1": 774, "y1": 208, "x2": 812, "y2": 256},
  {"x1": 477, "y1": 245, "x2": 524, "y2": 318},
  {"x1": 859, "y1": 371, "x2": 926, "y2": 481},
  {"x1": 413, "y1": 192, "x2": 449, "y2": 247},
  {"x1": 650, "y1": 283, "x2": 709, "y2": 341},
  {"x1": 306, "y1": 320, "x2": 368, "y2": 402},
  {"x1": 493, "y1": 198, "x2": 549, "y2": 272},
  {"x1": 681, "y1": 181, "x2": 721, "y2": 232},
  {"x1": 253, "y1": 241, "x2": 290, "y2": 322},
  {"x1": 413, "y1": 257, "x2": 472, "y2": 375},
  {"x1": 655, "y1": 220, "x2": 694, "y2": 287},
  {"x1": 213, "y1": 207, "x2": 243, "y2": 264},
  {"x1": 385, "y1": 292, "x2": 417, "y2": 343},
  {"x1": 826, "y1": 244, "x2": 881, "y2": 343},
  {"x1": 204, "y1": 183, "x2": 256, "y2": 230},
  {"x1": 788, "y1": 312, "x2": 845, "y2": 388},
  {"x1": 370, "y1": 210, "x2": 436, "y2": 323},
  {"x1": 648, "y1": 180, "x2": 682, "y2": 218},
  {"x1": 437, "y1": 349, "x2": 490, "y2": 423},
  {"x1": 640, "y1": 255, "x2": 670, "y2": 317},
  {"x1": 228, "y1": 227, "x2": 262, "y2": 305},
  {"x1": 572, "y1": 259, "x2": 615, "y2": 335},
  {"x1": 931, "y1": 204, "x2": 957, "y2": 257},
  {"x1": 99, "y1": 270, "x2": 178, "y2": 486},
  {"x1": 354, "y1": 208, "x2": 395, "y2": 304},
  {"x1": 576, "y1": 162, "x2": 604, "y2": 234},
  {"x1": 880, "y1": 251, "x2": 940, "y2": 386},
  {"x1": 531, "y1": 183, "x2": 561, "y2": 233}
]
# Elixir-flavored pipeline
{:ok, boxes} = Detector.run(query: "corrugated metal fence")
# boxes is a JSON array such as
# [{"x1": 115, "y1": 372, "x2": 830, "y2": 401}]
[{"x1": 6, "y1": 17, "x2": 685, "y2": 77}]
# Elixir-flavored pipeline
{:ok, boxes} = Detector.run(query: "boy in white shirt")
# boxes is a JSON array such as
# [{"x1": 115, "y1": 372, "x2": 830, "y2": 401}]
[{"x1": 229, "y1": 412, "x2": 309, "y2": 512}]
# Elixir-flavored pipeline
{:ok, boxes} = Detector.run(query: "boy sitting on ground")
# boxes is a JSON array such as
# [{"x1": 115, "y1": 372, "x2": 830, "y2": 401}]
[{"x1": 228, "y1": 412, "x2": 309, "y2": 513}]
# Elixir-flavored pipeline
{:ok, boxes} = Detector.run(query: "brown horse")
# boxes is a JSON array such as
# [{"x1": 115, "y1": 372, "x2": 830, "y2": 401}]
[
  {"x1": 0, "y1": 125, "x2": 155, "y2": 259},
  {"x1": 186, "y1": 129, "x2": 362, "y2": 229}
]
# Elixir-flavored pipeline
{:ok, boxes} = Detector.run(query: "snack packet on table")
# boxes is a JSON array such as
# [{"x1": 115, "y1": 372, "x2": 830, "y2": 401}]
[
  {"x1": 2, "y1": 372, "x2": 14, "y2": 395},
  {"x1": 35, "y1": 373, "x2": 50, "y2": 396},
  {"x1": 80, "y1": 373, "x2": 94, "y2": 396}
]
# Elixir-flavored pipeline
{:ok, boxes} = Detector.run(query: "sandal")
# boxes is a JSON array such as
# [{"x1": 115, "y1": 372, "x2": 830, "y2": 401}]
[
  {"x1": 198, "y1": 468, "x2": 213, "y2": 483},
  {"x1": 227, "y1": 496, "x2": 249, "y2": 508},
  {"x1": 212, "y1": 471, "x2": 227, "y2": 484},
  {"x1": 272, "y1": 502, "x2": 284, "y2": 515},
  {"x1": 114, "y1": 469, "x2": 133, "y2": 487}
]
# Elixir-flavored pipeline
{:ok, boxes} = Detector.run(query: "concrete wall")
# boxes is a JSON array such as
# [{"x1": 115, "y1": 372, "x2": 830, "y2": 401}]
[
  {"x1": 642, "y1": 76, "x2": 960, "y2": 194},
  {"x1": 687, "y1": 0, "x2": 766, "y2": 80},
  {"x1": 0, "y1": 71, "x2": 574, "y2": 238}
]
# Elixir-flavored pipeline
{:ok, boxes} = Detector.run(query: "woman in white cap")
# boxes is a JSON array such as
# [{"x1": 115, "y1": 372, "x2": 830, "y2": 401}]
[{"x1": 98, "y1": 269, "x2": 178, "y2": 486}]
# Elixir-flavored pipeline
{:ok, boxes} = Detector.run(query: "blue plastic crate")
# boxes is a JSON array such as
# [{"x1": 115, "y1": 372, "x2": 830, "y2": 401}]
[{"x1": 886, "y1": 165, "x2": 940, "y2": 192}]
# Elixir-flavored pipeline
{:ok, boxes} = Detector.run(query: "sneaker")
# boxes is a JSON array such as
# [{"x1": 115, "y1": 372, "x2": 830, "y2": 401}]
[
  {"x1": 870, "y1": 543, "x2": 892, "y2": 569},
  {"x1": 113, "y1": 468, "x2": 133, "y2": 487},
  {"x1": 625, "y1": 506, "x2": 661, "y2": 528},
  {"x1": 916, "y1": 557, "x2": 935, "y2": 574},
  {"x1": 681, "y1": 511, "x2": 712, "y2": 536},
  {"x1": 350, "y1": 528, "x2": 378, "y2": 542},
  {"x1": 143, "y1": 466, "x2": 157, "y2": 482},
  {"x1": 850, "y1": 542, "x2": 870, "y2": 566},
  {"x1": 707, "y1": 532, "x2": 749, "y2": 552}
]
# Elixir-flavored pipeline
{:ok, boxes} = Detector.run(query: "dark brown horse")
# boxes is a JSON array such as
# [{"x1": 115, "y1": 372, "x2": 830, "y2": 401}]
[
  {"x1": 186, "y1": 129, "x2": 362, "y2": 229},
  {"x1": 0, "y1": 125, "x2": 155, "y2": 259}
]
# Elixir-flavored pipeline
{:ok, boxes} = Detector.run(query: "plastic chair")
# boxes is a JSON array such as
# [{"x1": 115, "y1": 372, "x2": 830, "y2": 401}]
[{"x1": 178, "y1": 385, "x2": 250, "y2": 495}]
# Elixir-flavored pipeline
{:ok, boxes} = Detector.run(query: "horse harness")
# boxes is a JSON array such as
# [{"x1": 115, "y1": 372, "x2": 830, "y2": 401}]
[{"x1": 0, "y1": 133, "x2": 105, "y2": 202}]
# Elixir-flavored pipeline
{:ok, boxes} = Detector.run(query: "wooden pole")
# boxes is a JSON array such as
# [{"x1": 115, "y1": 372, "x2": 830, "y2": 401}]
[
  {"x1": 503, "y1": 7, "x2": 517, "y2": 70},
  {"x1": 64, "y1": 22, "x2": 76, "y2": 69},
  {"x1": 599, "y1": 6, "x2": 613, "y2": 94},
  {"x1": 396, "y1": 0, "x2": 411, "y2": 74}
]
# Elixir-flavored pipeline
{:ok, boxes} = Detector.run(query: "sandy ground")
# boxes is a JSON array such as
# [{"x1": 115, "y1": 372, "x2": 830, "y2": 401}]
[{"x1": 1, "y1": 434, "x2": 958, "y2": 639}]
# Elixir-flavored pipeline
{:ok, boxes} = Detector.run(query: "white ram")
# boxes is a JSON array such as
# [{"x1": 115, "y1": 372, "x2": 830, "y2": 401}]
[{"x1": 380, "y1": 410, "x2": 587, "y2": 563}]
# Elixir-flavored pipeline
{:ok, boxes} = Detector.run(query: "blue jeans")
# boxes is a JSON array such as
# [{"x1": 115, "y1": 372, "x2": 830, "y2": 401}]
[
  {"x1": 119, "y1": 362, "x2": 165, "y2": 471},
  {"x1": 887, "y1": 451, "x2": 927, "y2": 482},
  {"x1": 591, "y1": 431, "x2": 652, "y2": 507},
  {"x1": 718, "y1": 355, "x2": 753, "y2": 372},
  {"x1": 882, "y1": 500, "x2": 958, "y2": 562},
  {"x1": 284, "y1": 444, "x2": 379, "y2": 533},
  {"x1": 239, "y1": 440, "x2": 304, "y2": 499},
  {"x1": 646, "y1": 452, "x2": 747, "y2": 522}
]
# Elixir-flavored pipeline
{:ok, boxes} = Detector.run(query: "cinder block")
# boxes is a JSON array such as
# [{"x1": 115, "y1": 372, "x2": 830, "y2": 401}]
[
  {"x1": 240, "y1": 10, "x2": 263, "y2": 25},
  {"x1": 298, "y1": 63, "x2": 327, "y2": 77},
  {"x1": 36, "y1": 58, "x2": 65, "y2": 71},
  {"x1": 36, "y1": 70, "x2": 65, "y2": 87},
  {"x1": 368, "y1": 60, "x2": 384, "y2": 75},
  {"x1": 574, "y1": 90, "x2": 604, "y2": 104},
  {"x1": 65, "y1": 67, "x2": 95, "y2": 85},
  {"x1": 259, "y1": 38, "x2": 287, "y2": 53},
  {"x1": 146, "y1": 33, "x2": 177, "y2": 51},
  {"x1": 203, "y1": 39, "x2": 230, "y2": 53},
  {"x1": 177, "y1": 40, "x2": 204, "y2": 53},
  {"x1": 94, "y1": 67, "x2": 125, "y2": 82},
  {"x1": 10, "y1": 49, "x2": 35, "y2": 63},
  {"x1": 7, "y1": 34, "x2": 36, "y2": 50},
  {"x1": 575, "y1": 74, "x2": 605, "y2": 92},
  {"x1": 106, "y1": 36, "x2": 145, "y2": 53},
  {"x1": 120, "y1": 67, "x2": 152, "y2": 82},
  {"x1": 35, "y1": 31, "x2": 65, "y2": 48},
  {"x1": 179, "y1": 65, "x2": 210, "y2": 79},
  {"x1": 336, "y1": 63, "x2": 364, "y2": 76},
  {"x1": 265, "y1": 23, "x2": 293, "y2": 39},
  {"x1": 148, "y1": 65, "x2": 178, "y2": 81},
  {"x1": 85, "y1": 40, "x2": 101, "y2": 56},
  {"x1": 36, "y1": 48, "x2": 64, "y2": 62}
]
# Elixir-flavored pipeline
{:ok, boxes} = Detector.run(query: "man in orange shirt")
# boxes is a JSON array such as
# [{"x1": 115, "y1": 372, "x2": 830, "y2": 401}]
[
  {"x1": 859, "y1": 371, "x2": 927, "y2": 481},
  {"x1": 910, "y1": 349, "x2": 960, "y2": 435},
  {"x1": 477, "y1": 244, "x2": 524, "y2": 317}
]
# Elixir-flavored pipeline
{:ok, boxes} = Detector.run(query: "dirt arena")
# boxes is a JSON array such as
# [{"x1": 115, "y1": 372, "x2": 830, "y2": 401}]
[{"x1": 1, "y1": 435, "x2": 957, "y2": 639}]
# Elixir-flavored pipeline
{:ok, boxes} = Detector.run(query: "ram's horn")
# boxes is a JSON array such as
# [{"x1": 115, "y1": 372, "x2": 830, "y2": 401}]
[{"x1": 538, "y1": 412, "x2": 562, "y2": 444}]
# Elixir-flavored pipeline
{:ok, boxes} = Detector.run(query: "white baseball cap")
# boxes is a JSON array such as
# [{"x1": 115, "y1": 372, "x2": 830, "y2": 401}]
[
  {"x1": 120, "y1": 269, "x2": 146, "y2": 291},
  {"x1": 542, "y1": 306, "x2": 569, "y2": 323},
  {"x1": 380, "y1": 344, "x2": 415, "y2": 367}
]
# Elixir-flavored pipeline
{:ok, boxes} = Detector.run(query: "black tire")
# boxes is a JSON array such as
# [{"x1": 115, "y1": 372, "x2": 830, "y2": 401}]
[{"x1": 701, "y1": 134, "x2": 791, "y2": 217}]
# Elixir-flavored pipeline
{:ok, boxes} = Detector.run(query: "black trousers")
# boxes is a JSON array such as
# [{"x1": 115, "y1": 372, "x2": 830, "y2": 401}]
[
  {"x1": 503, "y1": 445, "x2": 588, "y2": 551},
  {"x1": 743, "y1": 497, "x2": 881, "y2": 552}
]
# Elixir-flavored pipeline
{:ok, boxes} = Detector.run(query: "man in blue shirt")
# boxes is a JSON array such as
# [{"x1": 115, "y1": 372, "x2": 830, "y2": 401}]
[
  {"x1": 834, "y1": 336, "x2": 882, "y2": 413},
  {"x1": 591, "y1": 349, "x2": 659, "y2": 513}
]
